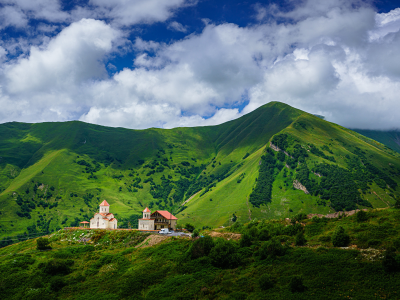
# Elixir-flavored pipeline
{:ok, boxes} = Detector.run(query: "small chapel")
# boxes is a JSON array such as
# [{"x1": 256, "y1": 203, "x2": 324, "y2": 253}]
[
  {"x1": 90, "y1": 200, "x2": 118, "y2": 229},
  {"x1": 138, "y1": 207, "x2": 177, "y2": 231}
]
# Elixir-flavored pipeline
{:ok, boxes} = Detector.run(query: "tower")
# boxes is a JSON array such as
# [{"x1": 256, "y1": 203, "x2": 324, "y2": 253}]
[
  {"x1": 99, "y1": 200, "x2": 110, "y2": 213},
  {"x1": 143, "y1": 207, "x2": 151, "y2": 219}
]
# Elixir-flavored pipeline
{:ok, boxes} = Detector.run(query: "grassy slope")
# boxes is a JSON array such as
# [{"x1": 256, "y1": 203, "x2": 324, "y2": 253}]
[
  {"x1": 352, "y1": 129, "x2": 400, "y2": 154},
  {"x1": 1, "y1": 208, "x2": 400, "y2": 299},
  {"x1": 0, "y1": 102, "x2": 400, "y2": 239}
]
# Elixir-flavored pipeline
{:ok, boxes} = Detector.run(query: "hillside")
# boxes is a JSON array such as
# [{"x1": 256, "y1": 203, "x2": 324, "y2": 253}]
[
  {"x1": 1, "y1": 208, "x2": 400, "y2": 299},
  {"x1": 0, "y1": 102, "x2": 400, "y2": 243},
  {"x1": 352, "y1": 129, "x2": 400, "y2": 154}
]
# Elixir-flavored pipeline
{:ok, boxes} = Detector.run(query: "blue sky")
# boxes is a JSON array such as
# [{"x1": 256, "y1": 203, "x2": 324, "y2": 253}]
[{"x1": 0, "y1": 0, "x2": 400, "y2": 129}]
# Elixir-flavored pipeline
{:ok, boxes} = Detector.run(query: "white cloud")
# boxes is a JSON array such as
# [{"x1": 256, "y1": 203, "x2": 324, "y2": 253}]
[
  {"x1": 1, "y1": 0, "x2": 400, "y2": 130},
  {"x1": 168, "y1": 21, "x2": 187, "y2": 32},
  {"x1": 88, "y1": 0, "x2": 194, "y2": 26},
  {"x1": 5, "y1": 19, "x2": 119, "y2": 94},
  {"x1": 0, "y1": 5, "x2": 28, "y2": 29}
]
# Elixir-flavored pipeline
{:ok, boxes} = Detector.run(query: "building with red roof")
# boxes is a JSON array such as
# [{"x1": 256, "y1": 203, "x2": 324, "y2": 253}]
[
  {"x1": 90, "y1": 200, "x2": 118, "y2": 229},
  {"x1": 138, "y1": 207, "x2": 177, "y2": 231}
]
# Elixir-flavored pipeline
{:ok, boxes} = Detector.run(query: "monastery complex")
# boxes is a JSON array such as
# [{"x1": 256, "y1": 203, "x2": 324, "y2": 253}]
[{"x1": 87, "y1": 200, "x2": 178, "y2": 230}]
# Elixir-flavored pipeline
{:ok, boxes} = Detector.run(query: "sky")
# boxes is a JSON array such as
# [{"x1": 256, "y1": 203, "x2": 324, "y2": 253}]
[{"x1": 0, "y1": 0, "x2": 400, "y2": 130}]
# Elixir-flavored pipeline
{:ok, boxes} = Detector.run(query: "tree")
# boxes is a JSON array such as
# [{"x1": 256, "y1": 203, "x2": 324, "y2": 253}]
[
  {"x1": 356, "y1": 210, "x2": 368, "y2": 222},
  {"x1": 240, "y1": 233, "x2": 252, "y2": 248},
  {"x1": 394, "y1": 198, "x2": 400, "y2": 209},
  {"x1": 295, "y1": 231, "x2": 307, "y2": 246},
  {"x1": 289, "y1": 276, "x2": 306, "y2": 293},
  {"x1": 209, "y1": 239, "x2": 240, "y2": 269},
  {"x1": 332, "y1": 226, "x2": 350, "y2": 247},
  {"x1": 259, "y1": 274, "x2": 274, "y2": 290},
  {"x1": 37, "y1": 237, "x2": 52, "y2": 251},
  {"x1": 189, "y1": 235, "x2": 214, "y2": 259},
  {"x1": 185, "y1": 223, "x2": 195, "y2": 233},
  {"x1": 382, "y1": 247, "x2": 399, "y2": 273}
]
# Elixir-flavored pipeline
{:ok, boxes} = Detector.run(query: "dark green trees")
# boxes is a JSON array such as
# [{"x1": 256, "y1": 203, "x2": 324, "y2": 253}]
[{"x1": 332, "y1": 226, "x2": 350, "y2": 247}]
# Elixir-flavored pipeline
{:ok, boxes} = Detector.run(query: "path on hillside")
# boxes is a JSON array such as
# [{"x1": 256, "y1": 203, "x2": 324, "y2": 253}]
[{"x1": 182, "y1": 191, "x2": 201, "y2": 206}]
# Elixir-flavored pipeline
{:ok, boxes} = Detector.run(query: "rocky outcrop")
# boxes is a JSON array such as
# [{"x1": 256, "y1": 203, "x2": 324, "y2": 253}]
[
  {"x1": 313, "y1": 172, "x2": 321, "y2": 177},
  {"x1": 270, "y1": 142, "x2": 281, "y2": 152},
  {"x1": 293, "y1": 180, "x2": 309, "y2": 194},
  {"x1": 308, "y1": 209, "x2": 368, "y2": 219}
]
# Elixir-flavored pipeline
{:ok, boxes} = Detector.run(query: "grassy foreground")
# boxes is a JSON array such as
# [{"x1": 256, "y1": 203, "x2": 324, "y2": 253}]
[{"x1": 1, "y1": 208, "x2": 400, "y2": 299}]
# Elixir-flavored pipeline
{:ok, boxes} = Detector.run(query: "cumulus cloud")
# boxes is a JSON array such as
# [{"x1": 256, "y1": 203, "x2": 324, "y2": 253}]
[
  {"x1": 5, "y1": 19, "x2": 119, "y2": 94},
  {"x1": 0, "y1": 0, "x2": 400, "y2": 130}
]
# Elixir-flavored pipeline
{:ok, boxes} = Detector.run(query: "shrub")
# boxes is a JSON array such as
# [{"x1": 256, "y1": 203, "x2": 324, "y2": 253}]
[
  {"x1": 295, "y1": 231, "x2": 307, "y2": 246},
  {"x1": 259, "y1": 238, "x2": 286, "y2": 259},
  {"x1": 332, "y1": 226, "x2": 350, "y2": 247},
  {"x1": 230, "y1": 221, "x2": 243, "y2": 232},
  {"x1": 189, "y1": 236, "x2": 214, "y2": 260},
  {"x1": 50, "y1": 276, "x2": 66, "y2": 292},
  {"x1": 356, "y1": 210, "x2": 368, "y2": 222},
  {"x1": 37, "y1": 237, "x2": 52, "y2": 251},
  {"x1": 185, "y1": 223, "x2": 195, "y2": 233},
  {"x1": 248, "y1": 226, "x2": 259, "y2": 239},
  {"x1": 395, "y1": 198, "x2": 400, "y2": 209},
  {"x1": 289, "y1": 275, "x2": 306, "y2": 293},
  {"x1": 192, "y1": 229, "x2": 199, "y2": 238},
  {"x1": 39, "y1": 259, "x2": 73, "y2": 275},
  {"x1": 259, "y1": 274, "x2": 274, "y2": 290},
  {"x1": 382, "y1": 247, "x2": 399, "y2": 273},
  {"x1": 240, "y1": 233, "x2": 252, "y2": 248},
  {"x1": 258, "y1": 228, "x2": 271, "y2": 241},
  {"x1": 209, "y1": 239, "x2": 240, "y2": 269}
]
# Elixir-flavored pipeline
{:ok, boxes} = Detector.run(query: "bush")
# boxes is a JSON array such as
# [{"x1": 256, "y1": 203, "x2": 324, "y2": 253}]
[
  {"x1": 332, "y1": 226, "x2": 350, "y2": 247},
  {"x1": 185, "y1": 223, "x2": 195, "y2": 233},
  {"x1": 289, "y1": 275, "x2": 306, "y2": 293},
  {"x1": 189, "y1": 236, "x2": 214, "y2": 260},
  {"x1": 258, "y1": 228, "x2": 271, "y2": 241},
  {"x1": 259, "y1": 274, "x2": 274, "y2": 290},
  {"x1": 295, "y1": 231, "x2": 307, "y2": 246},
  {"x1": 37, "y1": 237, "x2": 52, "y2": 251},
  {"x1": 395, "y1": 198, "x2": 400, "y2": 209},
  {"x1": 39, "y1": 259, "x2": 73, "y2": 276},
  {"x1": 50, "y1": 276, "x2": 66, "y2": 291},
  {"x1": 382, "y1": 248, "x2": 399, "y2": 273},
  {"x1": 192, "y1": 229, "x2": 199, "y2": 238},
  {"x1": 240, "y1": 233, "x2": 252, "y2": 248},
  {"x1": 259, "y1": 238, "x2": 286, "y2": 259},
  {"x1": 209, "y1": 239, "x2": 240, "y2": 269},
  {"x1": 356, "y1": 210, "x2": 368, "y2": 222}
]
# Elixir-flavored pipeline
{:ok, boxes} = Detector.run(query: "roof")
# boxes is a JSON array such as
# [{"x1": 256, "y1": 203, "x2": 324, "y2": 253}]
[
  {"x1": 80, "y1": 221, "x2": 89, "y2": 223},
  {"x1": 143, "y1": 207, "x2": 151, "y2": 213},
  {"x1": 95, "y1": 213, "x2": 107, "y2": 217},
  {"x1": 109, "y1": 218, "x2": 117, "y2": 222},
  {"x1": 99, "y1": 200, "x2": 110, "y2": 206},
  {"x1": 152, "y1": 210, "x2": 178, "y2": 220}
]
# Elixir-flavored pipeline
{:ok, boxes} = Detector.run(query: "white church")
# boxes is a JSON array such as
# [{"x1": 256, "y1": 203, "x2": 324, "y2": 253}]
[{"x1": 90, "y1": 200, "x2": 118, "y2": 229}]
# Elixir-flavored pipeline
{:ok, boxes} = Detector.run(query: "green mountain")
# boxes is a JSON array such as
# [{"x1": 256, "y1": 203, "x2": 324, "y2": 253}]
[
  {"x1": 2, "y1": 208, "x2": 400, "y2": 299},
  {"x1": 352, "y1": 129, "x2": 400, "y2": 154},
  {"x1": 1, "y1": 102, "x2": 399, "y2": 242}
]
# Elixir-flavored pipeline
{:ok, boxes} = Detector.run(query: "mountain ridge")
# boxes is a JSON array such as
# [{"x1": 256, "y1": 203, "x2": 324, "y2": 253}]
[{"x1": 0, "y1": 102, "x2": 399, "y2": 241}]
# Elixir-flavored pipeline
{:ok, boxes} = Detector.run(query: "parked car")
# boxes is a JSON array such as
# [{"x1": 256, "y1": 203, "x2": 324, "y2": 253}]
[{"x1": 158, "y1": 228, "x2": 173, "y2": 234}]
